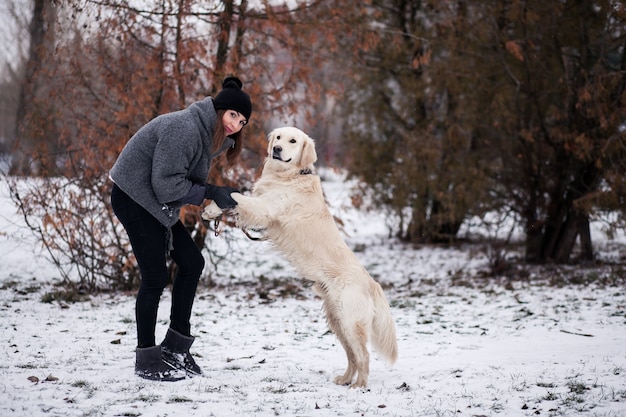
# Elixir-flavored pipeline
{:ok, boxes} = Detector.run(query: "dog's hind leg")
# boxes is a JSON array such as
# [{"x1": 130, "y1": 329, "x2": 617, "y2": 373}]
[
  {"x1": 325, "y1": 301, "x2": 370, "y2": 387},
  {"x1": 323, "y1": 299, "x2": 357, "y2": 386},
  {"x1": 331, "y1": 326, "x2": 358, "y2": 386},
  {"x1": 344, "y1": 321, "x2": 370, "y2": 388}
]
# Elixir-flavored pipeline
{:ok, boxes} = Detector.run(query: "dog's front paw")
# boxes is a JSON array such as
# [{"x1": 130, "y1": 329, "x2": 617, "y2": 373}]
[
  {"x1": 201, "y1": 202, "x2": 223, "y2": 220},
  {"x1": 231, "y1": 192, "x2": 243, "y2": 204},
  {"x1": 333, "y1": 375, "x2": 353, "y2": 386}
]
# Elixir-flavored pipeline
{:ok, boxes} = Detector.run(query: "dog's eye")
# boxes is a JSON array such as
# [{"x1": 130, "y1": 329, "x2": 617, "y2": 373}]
[
  {"x1": 289, "y1": 138, "x2": 296, "y2": 144},
  {"x1": 276, "y1": 135, "x2": 281, "y2": 140}
]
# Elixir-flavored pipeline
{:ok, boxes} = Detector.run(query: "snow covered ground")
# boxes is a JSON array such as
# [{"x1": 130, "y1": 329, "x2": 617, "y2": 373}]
[{"x1": 1, "y1": 170, "x2": 625, "y2": 417}]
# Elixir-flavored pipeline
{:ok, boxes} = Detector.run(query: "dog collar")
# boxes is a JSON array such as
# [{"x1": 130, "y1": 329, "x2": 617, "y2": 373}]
[{"x1": 300, "y1": 168, "x2": 312, "y2": 175}]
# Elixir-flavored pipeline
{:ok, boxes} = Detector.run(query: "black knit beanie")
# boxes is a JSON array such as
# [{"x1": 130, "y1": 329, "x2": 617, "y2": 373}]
[{"x1": 213, "y1": 76, "x2": 252, "y2": 120}]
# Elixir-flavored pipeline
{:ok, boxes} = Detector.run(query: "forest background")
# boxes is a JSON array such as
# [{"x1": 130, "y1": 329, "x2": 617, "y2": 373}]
[{"x1": 1, "y1": 0, "x2": 626, "y2": 293}]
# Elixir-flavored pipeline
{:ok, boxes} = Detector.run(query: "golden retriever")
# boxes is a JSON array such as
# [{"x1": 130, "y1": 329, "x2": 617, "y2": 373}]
[{"x1": 202, "y1": 126, "x2": 397, "y2": 388}]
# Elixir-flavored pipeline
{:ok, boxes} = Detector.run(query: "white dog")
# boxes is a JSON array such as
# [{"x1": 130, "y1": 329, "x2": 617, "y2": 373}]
[{"x1": 202, "y1": 126, "x2": 397, "y2": 388}]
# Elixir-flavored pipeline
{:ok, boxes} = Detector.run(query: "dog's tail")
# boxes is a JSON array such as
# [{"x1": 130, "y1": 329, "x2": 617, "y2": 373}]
[{"x1": 370, "y1": 281, "x2": 398, "y2": 364}]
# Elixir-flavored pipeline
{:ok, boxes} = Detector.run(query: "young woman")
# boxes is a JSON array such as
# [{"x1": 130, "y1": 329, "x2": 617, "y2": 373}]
[{"x1": 110, "y1": 77, "x2": 252, "y2": 381}]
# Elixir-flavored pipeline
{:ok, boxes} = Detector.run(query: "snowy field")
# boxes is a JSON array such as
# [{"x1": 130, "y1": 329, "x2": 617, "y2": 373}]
[{"x1": 1, "y1": 170, "x2": 625, "y2": 417}]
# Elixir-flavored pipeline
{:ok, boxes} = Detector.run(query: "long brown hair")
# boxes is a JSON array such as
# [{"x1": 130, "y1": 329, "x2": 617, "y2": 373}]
[{"x1": 213, "y1": 109, "x2": 244, "y2": 167}]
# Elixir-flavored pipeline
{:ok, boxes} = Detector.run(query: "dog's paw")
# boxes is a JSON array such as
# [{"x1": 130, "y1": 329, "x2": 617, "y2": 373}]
[
  {"x1": 201, "y1": 202, "x2": 222, "y2": 220},
  {"x1": 349, "y1": 379, "x2": 368, "y2": 389},
  {"x1": 333, "y1": 375, "x2": 353, "y2": 386}
]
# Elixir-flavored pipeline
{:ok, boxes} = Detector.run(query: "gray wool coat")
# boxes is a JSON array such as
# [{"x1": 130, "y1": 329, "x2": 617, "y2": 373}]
[{"x1": 110, "y1": 97, "x2": 234, "y2": 227}]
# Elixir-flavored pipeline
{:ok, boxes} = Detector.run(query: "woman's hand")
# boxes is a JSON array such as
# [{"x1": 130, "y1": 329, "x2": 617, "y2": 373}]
[{"x1": 204, "y1": 184, "x2": 240, "y2": 209}]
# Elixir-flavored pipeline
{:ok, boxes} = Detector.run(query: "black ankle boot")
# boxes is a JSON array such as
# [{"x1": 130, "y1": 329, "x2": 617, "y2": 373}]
[
  {"x1": 161, "y1": 328, "x2": 203, "y2": 376},
  {"x1": 135, "y1": 345, "x2": 186, "y2": 381}
]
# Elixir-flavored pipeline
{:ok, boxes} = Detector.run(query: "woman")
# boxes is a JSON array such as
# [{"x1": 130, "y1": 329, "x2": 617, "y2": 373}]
[{"x1": 110, "y1": 76, "x2": 251, "y2": 381}]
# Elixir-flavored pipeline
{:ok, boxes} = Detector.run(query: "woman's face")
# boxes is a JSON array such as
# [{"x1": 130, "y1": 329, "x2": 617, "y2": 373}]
[{"x1": 222, "y1": 110, "x2": 247, "y2": 136}]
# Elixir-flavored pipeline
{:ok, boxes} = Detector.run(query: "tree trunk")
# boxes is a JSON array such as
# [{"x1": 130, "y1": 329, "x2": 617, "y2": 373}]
[
  {"x1": 529, "y1": 164, "x2": 599, "y2": 263},
  {"x1": 540, "y1": 200, "x2": 569, "y2": 261},
  {"x1": 430, "y1": 199, "x2": 463, "y2": 242},
  {"x1": 577, "y1": 213, "x2": 593, "y2": 261},
  {"x1": 524, "y1": 219, "x2": 544, "y2": 263},
  {"x1": 537, "y1": 209, "x2": 593, "y2": 263},
  {"x1": 11, "y1": 0, "x2": 56, "y2": 176},
  {"x1": 550, "y1": 209, "x2": 580, "y2": 263},
  {"x1": 215, "y1": 0, "x2": 234, "y2": 77}
]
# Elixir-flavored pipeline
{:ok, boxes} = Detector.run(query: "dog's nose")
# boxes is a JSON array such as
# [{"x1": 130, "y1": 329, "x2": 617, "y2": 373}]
[{"x1": 273, "y1": 145, "x2": 282, "y2": 153}]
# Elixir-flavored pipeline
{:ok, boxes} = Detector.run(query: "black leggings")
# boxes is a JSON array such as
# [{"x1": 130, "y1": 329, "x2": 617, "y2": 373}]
[{"x1": 110, "y1": 184, "x2": 205, "y2": 347}]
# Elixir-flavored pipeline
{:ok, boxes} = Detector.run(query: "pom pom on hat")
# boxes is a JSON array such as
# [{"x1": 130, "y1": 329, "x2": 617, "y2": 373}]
[{"x1": 213, "y1": 76, "x2": 252, "y2": 120}]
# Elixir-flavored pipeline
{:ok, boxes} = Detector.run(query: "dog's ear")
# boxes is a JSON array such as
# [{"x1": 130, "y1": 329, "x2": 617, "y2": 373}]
[
  {"x1": 266, "y1": 130, "x2": 275, "y2": 157},
  {"x1": 299, "y1": 135, "x2": 318, "y2": 168}
]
